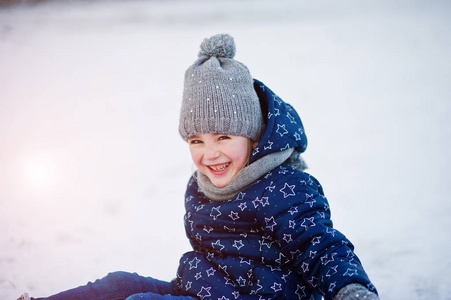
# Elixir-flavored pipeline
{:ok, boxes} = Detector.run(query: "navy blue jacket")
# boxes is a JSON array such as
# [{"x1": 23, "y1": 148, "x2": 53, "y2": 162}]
[{"x1": 175, "y1": 80, "x2": 377, "y2": 299}]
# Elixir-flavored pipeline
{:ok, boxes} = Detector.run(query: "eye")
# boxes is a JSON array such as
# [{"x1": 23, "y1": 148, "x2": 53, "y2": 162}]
[
  {"x1": 218, "y1": 135, "x2": 231, "y2": 141},
  {"x1": 189, "y1": 139, "x2": 203, "y2": 145}
]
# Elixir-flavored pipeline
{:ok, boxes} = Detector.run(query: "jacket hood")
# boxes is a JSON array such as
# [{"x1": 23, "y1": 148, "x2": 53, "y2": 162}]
[{"x1": 249, "y1": 79, "x2": 308, "y2": 164}]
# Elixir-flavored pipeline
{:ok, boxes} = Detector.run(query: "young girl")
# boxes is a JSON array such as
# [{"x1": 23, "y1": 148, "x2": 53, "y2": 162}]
[{"x1": 19, "y1": 33, "x2": 378, "y2": 300}]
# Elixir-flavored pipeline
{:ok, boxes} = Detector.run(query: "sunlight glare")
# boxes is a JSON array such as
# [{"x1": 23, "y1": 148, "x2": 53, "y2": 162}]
[{"x1": 25, "y1": 158, "x2": 58, "y2": 189}]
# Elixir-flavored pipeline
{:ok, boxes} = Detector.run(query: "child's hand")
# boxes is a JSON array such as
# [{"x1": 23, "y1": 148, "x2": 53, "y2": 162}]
[
  {"x1": 333, "y1": 284, "x2": 379, "y2": 300},
  {"x1": 17, "y1": 293, "x2": 31, "y2": 300}
]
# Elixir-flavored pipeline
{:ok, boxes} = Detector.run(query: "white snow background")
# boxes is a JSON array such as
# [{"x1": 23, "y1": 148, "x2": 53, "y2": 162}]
[{"x1": 1, "y1": 0, "x2": 450, "y2": 299}]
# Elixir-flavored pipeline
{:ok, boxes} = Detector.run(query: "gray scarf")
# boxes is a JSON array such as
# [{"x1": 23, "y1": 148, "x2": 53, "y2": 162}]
[{"x1": 196, "y1": 148, "x2": 295, "y2": 202}]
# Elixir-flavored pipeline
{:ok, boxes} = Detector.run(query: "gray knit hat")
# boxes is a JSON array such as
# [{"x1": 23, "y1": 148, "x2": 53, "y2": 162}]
[{"x1": 179, "y1": 33, "x2": 264, "y2": 141}]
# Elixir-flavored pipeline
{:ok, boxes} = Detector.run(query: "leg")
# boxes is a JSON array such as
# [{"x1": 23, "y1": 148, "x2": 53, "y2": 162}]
[
  {"x1": 33, "y1": 271, "x2": 177, "y2": 300},
  {"x1": 125, "y1": 293, "x2": 197, "y2": 300}
]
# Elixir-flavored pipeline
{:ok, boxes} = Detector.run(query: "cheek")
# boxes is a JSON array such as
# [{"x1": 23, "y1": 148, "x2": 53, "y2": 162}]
[
  {"x1": 235, "y1": 154, "x2": 249, "y2": 169},
  {"x1": 229, "y1": 145, "x2": 251, "y2": 167},
  {"x1": 189, "y1": 148, "x2": 202, "y2": 167}
]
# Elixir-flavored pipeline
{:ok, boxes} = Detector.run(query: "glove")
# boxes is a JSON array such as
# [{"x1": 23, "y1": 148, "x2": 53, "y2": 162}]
[{"x1": 333, "y1": 284, "x2": 379, "y2": 300}]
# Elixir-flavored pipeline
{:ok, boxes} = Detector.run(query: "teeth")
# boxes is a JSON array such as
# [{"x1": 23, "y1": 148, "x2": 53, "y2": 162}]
[{"x1": 210, "y1": 163, "x2": 230, "y2": 171}]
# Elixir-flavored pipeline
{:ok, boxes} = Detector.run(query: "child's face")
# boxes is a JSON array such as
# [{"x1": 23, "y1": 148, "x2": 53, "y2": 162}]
[{"x1": 188, "y1": 133, "x2": 257, "y2": 188}]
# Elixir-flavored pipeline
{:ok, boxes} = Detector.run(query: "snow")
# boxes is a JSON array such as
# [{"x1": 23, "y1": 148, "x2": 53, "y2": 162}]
[{"x1": 1, "y1": 0, "x2": 450, "y2": 299}]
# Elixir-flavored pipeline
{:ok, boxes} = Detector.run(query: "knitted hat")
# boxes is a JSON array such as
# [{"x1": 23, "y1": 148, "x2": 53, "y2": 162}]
[{"x1": 179, "y1": 33, "x2": 264, "y2": 141}]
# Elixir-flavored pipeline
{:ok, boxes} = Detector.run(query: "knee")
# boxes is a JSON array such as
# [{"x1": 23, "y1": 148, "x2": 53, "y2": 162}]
[{"x1": 103, "y1": 271, "x2": 137, "y2": 284}]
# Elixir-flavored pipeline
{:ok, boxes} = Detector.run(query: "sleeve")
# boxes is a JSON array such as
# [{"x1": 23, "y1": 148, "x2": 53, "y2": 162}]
[{"x1": 256, "y1": 171, "x2": 377, "y2": 299}]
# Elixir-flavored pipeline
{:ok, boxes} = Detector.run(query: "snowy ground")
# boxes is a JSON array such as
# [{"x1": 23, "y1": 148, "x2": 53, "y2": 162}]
[{"x1": 1, "y1": 0, "x2": 450, "y2": 299}]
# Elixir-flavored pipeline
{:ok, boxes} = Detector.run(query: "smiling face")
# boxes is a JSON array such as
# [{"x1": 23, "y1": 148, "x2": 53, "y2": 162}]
[{"x1": 188, "y1": 133, "x2": 257, "y2": 188}]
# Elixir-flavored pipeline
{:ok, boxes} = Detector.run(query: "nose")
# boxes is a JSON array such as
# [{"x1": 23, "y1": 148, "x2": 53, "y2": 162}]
[{"x1": 204, "y1": 143, "x2": 221, "y2": 161}]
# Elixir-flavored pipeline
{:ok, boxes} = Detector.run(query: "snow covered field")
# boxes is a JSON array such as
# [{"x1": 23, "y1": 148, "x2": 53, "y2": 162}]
[{"x1": 1, "y1": 0, "x2": 450, "y2": 299}]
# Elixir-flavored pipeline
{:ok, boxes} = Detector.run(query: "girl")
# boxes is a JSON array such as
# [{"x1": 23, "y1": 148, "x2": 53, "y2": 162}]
[{"x1": 19, "y1": 33, "x2": 378, "y2": 300}]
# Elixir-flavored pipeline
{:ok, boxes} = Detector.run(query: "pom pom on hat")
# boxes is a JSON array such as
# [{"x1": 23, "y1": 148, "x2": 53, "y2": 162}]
[{"x1": 198, "y1": 33, "x2": 236, "y2": 59}]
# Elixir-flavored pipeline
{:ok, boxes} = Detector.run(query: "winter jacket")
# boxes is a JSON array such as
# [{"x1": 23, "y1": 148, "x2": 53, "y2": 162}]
[{"x1": 174, "y1": 80, "x2": 377, "y2": 299}]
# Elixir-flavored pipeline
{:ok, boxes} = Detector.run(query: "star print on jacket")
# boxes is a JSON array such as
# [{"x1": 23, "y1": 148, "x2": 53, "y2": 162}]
[{"x1": 174, "y1": 80, "x2": 377, "y2": 300}]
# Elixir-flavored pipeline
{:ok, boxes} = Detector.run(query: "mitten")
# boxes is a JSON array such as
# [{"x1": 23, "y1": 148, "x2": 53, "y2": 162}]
[{"x1": 333, "y1": 283, "x2": 379, "y2": 300}]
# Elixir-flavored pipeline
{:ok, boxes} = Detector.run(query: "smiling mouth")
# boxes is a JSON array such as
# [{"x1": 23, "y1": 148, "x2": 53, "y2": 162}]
[{"x1": 208, "y1": 163, "x2": 230, "y2": 172}]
